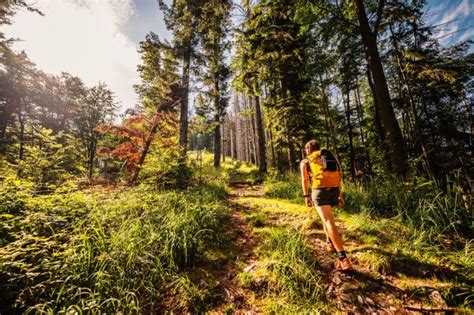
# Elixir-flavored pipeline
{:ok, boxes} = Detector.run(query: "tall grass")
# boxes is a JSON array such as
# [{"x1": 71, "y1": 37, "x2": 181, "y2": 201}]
[
  {"x1": 343, "y1": 175, "x2": 471, "y2": 239},
  {"x1": 246, "y1": 226, "x2": 328, "y2": 312},
  {"x1": 0, "y1": 181, "x2": 229, "y2": 313},
  {"x1": 264, "y1": 174, "x2": 301, "y2": 202},
  {"x1": 265, "y1": 174, "x2": 471, "y2": 240}
]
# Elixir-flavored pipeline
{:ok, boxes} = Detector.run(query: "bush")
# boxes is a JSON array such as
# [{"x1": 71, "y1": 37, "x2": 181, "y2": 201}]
[{"x1": 140, "y1": 148, "x2": 192, "y2": 189}]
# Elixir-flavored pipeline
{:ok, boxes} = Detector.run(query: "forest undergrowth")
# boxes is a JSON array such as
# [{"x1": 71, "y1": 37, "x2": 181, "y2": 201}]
[{"x1": 1, "y1": 153, "x2": 473, "y2": 313}]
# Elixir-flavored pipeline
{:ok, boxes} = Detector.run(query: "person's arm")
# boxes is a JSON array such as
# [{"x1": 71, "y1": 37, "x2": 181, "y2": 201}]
[{"x1": 300, "y1": 160, "x2": 312, "y2": 207}]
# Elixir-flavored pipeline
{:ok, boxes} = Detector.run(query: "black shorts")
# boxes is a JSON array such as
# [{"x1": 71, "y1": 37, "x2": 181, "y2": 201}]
[{"x1": 311, "y1": 187, "x2": 339, "y2": 206}]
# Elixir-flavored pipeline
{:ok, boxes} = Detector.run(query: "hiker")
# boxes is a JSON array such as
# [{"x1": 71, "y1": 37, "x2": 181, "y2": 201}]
[{"x1": 300, "y1": 140, "x2": 352, "y2": 271}]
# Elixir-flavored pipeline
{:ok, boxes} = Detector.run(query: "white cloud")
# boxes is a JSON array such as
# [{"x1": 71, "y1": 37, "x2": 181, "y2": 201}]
[
  {"x1": 459, "y1": 28, "x2": 474, "y2": 42},
  {"x1": 3, "y1": 0, "x2": 141, "y2": 111},
  {"x1": 431, "y1": 0, "x2": 473, "y2": 45}
]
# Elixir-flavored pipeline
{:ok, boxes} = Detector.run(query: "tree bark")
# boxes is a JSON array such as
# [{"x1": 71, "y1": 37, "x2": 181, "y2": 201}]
[
  {"x1": 354, "y1": 0, "x2": 408, "y2": 177},
  {"x1": 254, "y1": 95, "x2": 267, "y2": 173},
  {"x1": 344, "y1": 91, "x2": 356, "y2": 180},
  {"x1": 178, "y1": 40, "x2": 191, "y2": 157},
  {"x1": 213, "y1": 78, "x2": 221, "y2": 168},
  {"x1": 87, "y1": 137, "x2": 97, "y2": 181}
]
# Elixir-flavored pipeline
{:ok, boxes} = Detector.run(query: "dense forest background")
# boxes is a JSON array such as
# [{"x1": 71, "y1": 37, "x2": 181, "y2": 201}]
[{"x1": 0, "y1": 0, "x2": 472, "y2": 313}]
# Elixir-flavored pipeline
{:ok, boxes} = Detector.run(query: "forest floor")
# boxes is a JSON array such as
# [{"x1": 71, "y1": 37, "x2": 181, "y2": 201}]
[{"x1": 205, "y1": 174, "x2": 470, "y2": 313}]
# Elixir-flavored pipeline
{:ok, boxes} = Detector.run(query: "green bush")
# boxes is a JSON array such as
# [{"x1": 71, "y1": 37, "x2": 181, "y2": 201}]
[{"x1": 139, "y1": 148, "x2": 192, "y2": 189}]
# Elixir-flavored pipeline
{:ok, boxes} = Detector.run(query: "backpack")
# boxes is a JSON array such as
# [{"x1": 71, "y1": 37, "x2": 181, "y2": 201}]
[{"x1": 306, "y1": 149, "x2": 341, "y2": 188}]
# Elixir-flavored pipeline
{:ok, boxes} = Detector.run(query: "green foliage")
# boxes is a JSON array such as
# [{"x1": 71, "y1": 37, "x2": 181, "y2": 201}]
[
  {"x1": 0, "y1": 176, "x2": 33, "y2": 214},
  {"x1": 139, "y1": 147, "x2": 191, "y2": 189},
  {"x1": 16, "y1": 128, "x2": 83, "y2": 186},
  {"x1": 0, "y1": 183, "x2": 229, "y2": 313}
]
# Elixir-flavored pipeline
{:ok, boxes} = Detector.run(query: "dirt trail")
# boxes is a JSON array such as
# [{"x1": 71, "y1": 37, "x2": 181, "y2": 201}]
[
  {"x1": 208, "y1": 182, "x2": 262, "y2": 314},
  {"x1": 211, "y1": 183, "x2": 448, "y2": 314}
]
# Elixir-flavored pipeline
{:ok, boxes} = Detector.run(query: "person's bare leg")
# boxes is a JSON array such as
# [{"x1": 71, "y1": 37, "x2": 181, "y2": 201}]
[{"x1": 315, "y1": 205, "x2": 345, "y2": 252}]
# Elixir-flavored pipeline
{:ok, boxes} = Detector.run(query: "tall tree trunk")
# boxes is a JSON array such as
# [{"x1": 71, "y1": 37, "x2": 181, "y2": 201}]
[
  {"x1": 88, "y1": 137, "x2": 97, "y2": 181},
  {"x1": 366, "y1": 69, "x2": 385, "y2": 143},
  {"x1": 230, "y1": 121, "x2": 235, "y2": 159},
  {"x1": 18, "y1": 111, "x2": 25, "y2": 162},
  {"x1": 286, "y1": 119, "x2": 297, "y2": 172},
  {"x1": 249, "y1": 102, "x2": 258, "y2": 166},
  {"x1": 213, "y1": 79, "x2": 221, "y2": 168},
  {"x1": 254, "y1": 95, "x2": 267, "y2": 173},
  {"x1": 344, "y1": 91, "x2": 356, "y2": 180},
  {"x1": 268, "y1": 125, "x2": 276, "y2": 168},
  {"x1": 179, "y1": 40, "x2": 191, "y2": 158},
  {"x1": 354, "y1": 81, "x2": 373, "y2": 174},
  {"x1": 0, "y1": 99, "x2": 12, "y2": 155},
  {"x1": 354, "y1": 0, "x2": 408, "y2": 177},
  {"x1": 221, "y1": 118, "x2": 226, "y2": 162}
]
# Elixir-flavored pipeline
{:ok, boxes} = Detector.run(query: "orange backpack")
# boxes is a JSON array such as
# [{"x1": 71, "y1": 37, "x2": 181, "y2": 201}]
[{"x1": 307, "y1": 149, "x2": 341, "y2": 188}]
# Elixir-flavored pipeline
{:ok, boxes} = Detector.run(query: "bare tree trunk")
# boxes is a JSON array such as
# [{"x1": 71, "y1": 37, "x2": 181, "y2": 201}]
[
  {"x1": 0, "y1": 98, "x2": 13, "y2": 155},
  {"x1": 249, "y1": 100, "x2": 258, "y2": 166},
  {"x1": 230, "y1": 120, "x2": 235, "y2": 159},
  {"x1": 221, "y1": 118, "x2": 226, "y2": 162},
  {"x1": 268, "y1": 124, "x2": 276, "y2": 168},
  {"x1": 286, "y1": 119, "x2": 297, "y2": 172},
  {"x1": 179, "y1": 40, "x2": 191, "y2": 157},
  {"x1": 88, "y1": 137, "x2": 97, "y2": 181},
  {"x1": 354, "y1": 0, "x2": 408, "y2": 177},
  {"x1": 254, "y1": 95, "x2": 267, "y2": 172},
  {"x1": 213, "y1": 77, "x2": 221, "y2": 168},
  {"x1": 344, "y1": 91, "x2": 356, "y2": 180},
  {"x1": 18, "y1": 111, "x2": 25, "y2": 162}
]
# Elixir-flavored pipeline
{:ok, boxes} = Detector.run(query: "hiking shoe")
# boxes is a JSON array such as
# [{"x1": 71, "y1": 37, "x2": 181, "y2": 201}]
[
  {"x1": 326, "y1": 241, "x2": 336, "y2": 252},
  {"x1": 334, "y1": 258, "x2": 353, "y2": 271}
]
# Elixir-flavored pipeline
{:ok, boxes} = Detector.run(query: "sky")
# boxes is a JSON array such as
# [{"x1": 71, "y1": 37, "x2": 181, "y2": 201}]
[
  {"x1": 2, "y1": 0, "x2": 473, "y2": 113},
  {"x1": 3, "y1": 0, "x2": 171, "y2": 112}
]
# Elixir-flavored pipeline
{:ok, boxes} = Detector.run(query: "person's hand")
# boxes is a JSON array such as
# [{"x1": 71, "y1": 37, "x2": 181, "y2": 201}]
[
  {"x1": 337, "y1": 195, "x2": 344, "y2": 208},
  {"x1": 305, "y1": 196, "x2": 312, "y2": 207}
]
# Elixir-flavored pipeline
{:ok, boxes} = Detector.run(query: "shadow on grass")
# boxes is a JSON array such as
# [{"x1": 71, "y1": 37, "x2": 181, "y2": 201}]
[{"x1": 350, "y1": 245, "x2": 473, "y2": 286}]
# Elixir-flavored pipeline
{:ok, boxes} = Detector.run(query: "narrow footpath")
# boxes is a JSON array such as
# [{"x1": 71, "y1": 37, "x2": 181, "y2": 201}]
[{"x1": 209, "y1": 181, "x2": 460, "y2": 314}]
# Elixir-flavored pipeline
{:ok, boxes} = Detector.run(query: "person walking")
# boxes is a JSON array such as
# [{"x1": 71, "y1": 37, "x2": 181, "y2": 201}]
[{"x1": 300, "y1": 140, "x2": 352, "y2": 271}]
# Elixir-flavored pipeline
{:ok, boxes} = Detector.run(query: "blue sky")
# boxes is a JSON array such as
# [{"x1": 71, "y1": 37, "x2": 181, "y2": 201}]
[
  {"x1": 424, "y1": 0, "x2": 474, "y2": 47},
  {"x1": 3, "y1": 0, "x2": 472, "y2": 112}
]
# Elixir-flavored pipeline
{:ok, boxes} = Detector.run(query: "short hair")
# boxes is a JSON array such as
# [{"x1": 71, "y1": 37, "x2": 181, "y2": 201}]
[{"x1": 305, "y1": 140, "x2": 320, "y2": 153}]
